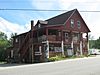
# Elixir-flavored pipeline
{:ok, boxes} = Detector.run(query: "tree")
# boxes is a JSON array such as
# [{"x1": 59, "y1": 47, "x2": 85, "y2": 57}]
[
  {"x1": 93, "y1": 37, "x2": 100, "y2": 49},
  {"x1": 0, "y1": 31, "x2": 10, "y2": 61},
  {"x1": 88, "y1": 34, "x2": 95, "y2": 49},
  {"x1": 9, "y1": 33, "x2": 17, "y2": 46}
]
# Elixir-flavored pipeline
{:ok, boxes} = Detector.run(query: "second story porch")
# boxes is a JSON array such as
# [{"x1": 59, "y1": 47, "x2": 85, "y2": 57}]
[{"x1": 33, "y1": 28, "x2": 83, "y2": 44}]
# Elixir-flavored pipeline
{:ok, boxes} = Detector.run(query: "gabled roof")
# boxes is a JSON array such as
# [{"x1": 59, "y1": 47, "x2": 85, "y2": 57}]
[
  {"x1": 38, "y1": 20, "x2": 48, "y2": 25},
  {"x1": 46, "y1": 9, "x2": 76, "y2": 25}
]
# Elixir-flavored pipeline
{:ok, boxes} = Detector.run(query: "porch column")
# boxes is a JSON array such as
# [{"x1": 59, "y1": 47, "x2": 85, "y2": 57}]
[
  {"x1": 46, "y1": 40, "x2": 49, "y2": 58},
  {"x1": 87, "y1": 33, "x2": 89, "y2": 54},
  {"x1": 71, "y1": 31, "x2": 74, "y2": 55},
  {"x1": 61, "y1": 41, "x2": 64, "y2": 56},
  {"x1": 61, "y1": 30, "x2": 64, "y2": 56},
  {"x1": 71, "y1": 40, "x2": 73, "y2": 52},
  {"x1": 31, "y1": 44, "x2": 34, "y2": 63},
  {"x1": 31, "y1": 20, "x2": 34, "y2": 63},
  {"x1": 80, "y1": 41, "x2": 83, "y2": 55}
]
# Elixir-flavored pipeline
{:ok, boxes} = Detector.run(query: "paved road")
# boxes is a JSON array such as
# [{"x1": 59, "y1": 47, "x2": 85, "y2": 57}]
[{"x1": 0, "y1": 56, "x2": 100, "y2": 75}]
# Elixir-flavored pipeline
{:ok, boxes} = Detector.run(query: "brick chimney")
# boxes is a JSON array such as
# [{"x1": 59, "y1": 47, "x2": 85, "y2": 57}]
[{"x1": 31, "y1": 20, "x2": 34, "y2": 31}]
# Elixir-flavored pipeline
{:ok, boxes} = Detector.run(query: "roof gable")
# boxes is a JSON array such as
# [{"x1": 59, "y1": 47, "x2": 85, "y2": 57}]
[
  {"x1": 64, "y1": 9, "x2": 90, "y2": 32},
  {"x1": 46, "y1": 9, "x2": 76, "y2": 25},
  {"x1": 74, "y1": 9, "x2": 90, "y2": 32}
]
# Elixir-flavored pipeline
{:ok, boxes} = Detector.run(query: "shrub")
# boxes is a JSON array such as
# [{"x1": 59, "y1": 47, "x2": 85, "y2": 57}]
[{"x1": 48, "y1": 55, "x2": 65, "y2": 62}]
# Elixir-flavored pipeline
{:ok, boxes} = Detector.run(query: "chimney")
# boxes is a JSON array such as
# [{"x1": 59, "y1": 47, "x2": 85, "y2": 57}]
[{"x1": 31, "y1": 20, "x2": 34, "y2": 31}]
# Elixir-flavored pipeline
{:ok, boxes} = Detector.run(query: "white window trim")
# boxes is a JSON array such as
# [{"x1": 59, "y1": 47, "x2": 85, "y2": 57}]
[
  {"x1": 38, "y1": 24, "x2": 41, "y2": 28},
  {"x1": 77, "y1": 21, "x2": 81, "y2": 28},
  {"x1": 71, "y1": 19, "x2": 74, "y2": 28},
  {"x1": 15, "y1": 38, "x2": 18, "y2": 43}
]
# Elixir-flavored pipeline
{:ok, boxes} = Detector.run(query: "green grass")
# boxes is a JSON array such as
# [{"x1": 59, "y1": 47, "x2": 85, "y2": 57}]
[
  {"x1": 0, "y1": 61, "x2": 7, "y2": 64},
  {"x1": 48, "y1": 54, "x2": 95, "y2": 62},
  {"x1": 48, "y1": 55, "x2": 66, "y2": 62}
]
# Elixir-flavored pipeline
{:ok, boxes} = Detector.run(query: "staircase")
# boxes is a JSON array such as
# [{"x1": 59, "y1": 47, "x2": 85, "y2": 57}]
[{"x1": 18, "y1": 32, "x2": 32, "y2": 62}]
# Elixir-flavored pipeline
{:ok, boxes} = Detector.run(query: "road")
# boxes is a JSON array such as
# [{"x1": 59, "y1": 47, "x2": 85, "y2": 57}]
[{"x1": 0, "y1": 56, "x2": 100, "y2": 75}]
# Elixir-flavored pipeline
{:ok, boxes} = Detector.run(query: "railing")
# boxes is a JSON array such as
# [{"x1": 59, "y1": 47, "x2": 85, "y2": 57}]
[
  {"x1": 38, "y1": 35, "x2": 62, "y2": 42},
  {"x1": 18, "y1": 32, "x2": 31, "y2": 59},
  {"x1": 35, "y1": 52, "x2": 42, "y2": 55}
]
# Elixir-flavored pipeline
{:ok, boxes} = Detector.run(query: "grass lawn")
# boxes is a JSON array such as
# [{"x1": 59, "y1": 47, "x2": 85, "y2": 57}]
[
  {"x1": 48, "y1": 55, "x2": 96, "y2": 62},
  {"x1": 0, "y1": 61, "x2": 7, "y2": 64}
]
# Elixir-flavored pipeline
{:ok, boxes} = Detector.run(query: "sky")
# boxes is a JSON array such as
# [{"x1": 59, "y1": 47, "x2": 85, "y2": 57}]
[{"x1": 0, "y1": 0, "x2": 100, "y2": 39}]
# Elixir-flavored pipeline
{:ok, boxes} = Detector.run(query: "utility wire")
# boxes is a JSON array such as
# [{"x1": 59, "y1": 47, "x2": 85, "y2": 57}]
[{"x1": 0, "y1": 8, "x2": 100, "y2": 12}]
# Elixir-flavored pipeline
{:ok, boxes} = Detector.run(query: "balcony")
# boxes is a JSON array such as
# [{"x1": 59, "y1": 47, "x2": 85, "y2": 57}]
[
  {"x1": 35, "y1": 52, "x2": 42, "y2": 56},
  {"x1": 38, "y1": 35, "x2": 62, "y2": 42}
]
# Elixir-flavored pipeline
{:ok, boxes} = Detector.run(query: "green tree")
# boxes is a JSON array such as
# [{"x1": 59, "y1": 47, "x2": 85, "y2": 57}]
[
  {"x1": 9, "y1": 33, "x2": 17, "y2": 46},
  {"x1": 0, "y1": 31, "x2": 10, "y2": 61},
  {"x1": 93, "y1": 37, "x2": 100, "y2": 49},
  {"x1": 88, "y1": 34, "x2": 95, "y2": 49}
]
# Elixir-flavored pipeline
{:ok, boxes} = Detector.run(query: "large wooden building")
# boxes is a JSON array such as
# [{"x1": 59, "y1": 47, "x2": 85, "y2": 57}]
[{"x1": 7, "y1": 9, "x2": 90, "y2": 63}]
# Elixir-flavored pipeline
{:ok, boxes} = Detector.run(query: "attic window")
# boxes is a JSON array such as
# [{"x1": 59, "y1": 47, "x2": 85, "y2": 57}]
[
  {"x1": 15, "y1": 38, "x2": 18, "y2": 43},
  {"x1": 71, "y1": 19, "x2": 74, "y2": 28},
  {"x1": 77, "y1": 21, "x2": 81, "y2": 28},
  {"x1": 38, "y1": 24, "x2": 41, "y2": 28}
]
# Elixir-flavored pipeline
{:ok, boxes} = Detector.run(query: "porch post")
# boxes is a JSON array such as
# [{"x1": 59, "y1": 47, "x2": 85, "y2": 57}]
[
  {"x1": 31, "y1": 20, "x2": 34, "y2": 63},
  {"x1": 71, "y1": 31, "x2": 74, "y2": 55},
  {"x1": 71, "y1": 40, "x2": 73, "y2": 52},
  {"x1": 46, "y1": 40, "x2": 49, "y2": 58},
  {"x1": 61, "y1": 41, "x2": 64, "y2": 56},
  {"x1": 80, "y1": 41, "x2": 83, "y2": 55},
  {"x1": 87, "y1": 33, "x2": 89, "y2": 54},
  {"x1": 31, "y1": 44, "x2": 34, "y2": 63},
  {"x1": 61, "y1": 30, "x2": 64, "y2": 56}
]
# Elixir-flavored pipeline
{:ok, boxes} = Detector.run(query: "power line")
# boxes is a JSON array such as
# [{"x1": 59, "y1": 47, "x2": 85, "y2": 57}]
[{"x1": 0, "y1": 8, "x2": 100, "y2": 12}]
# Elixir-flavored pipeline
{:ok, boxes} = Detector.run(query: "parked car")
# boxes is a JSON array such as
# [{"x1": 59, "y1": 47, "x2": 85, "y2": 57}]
[{"x1": 89, "y1": 49, "x2": 100, "y2": 55}]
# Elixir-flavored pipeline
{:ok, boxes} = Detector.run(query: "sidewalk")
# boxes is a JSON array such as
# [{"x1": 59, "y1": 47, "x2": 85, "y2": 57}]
[{"x1": 0, "y1": 55, "x2": 100, "y2": 70}]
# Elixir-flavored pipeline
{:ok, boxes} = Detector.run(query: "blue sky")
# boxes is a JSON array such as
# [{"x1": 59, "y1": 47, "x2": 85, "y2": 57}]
[{"x1": 0, "y1": 0, "x2": 100, "y2": 39}]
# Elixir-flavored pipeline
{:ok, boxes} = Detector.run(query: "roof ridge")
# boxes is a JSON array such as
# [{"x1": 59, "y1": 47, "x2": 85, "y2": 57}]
[
  {"x1": 46, "y1": 9, "x2": 77, "y2": 21},
  {"x1": 45, "y1": 9, "x2": 77, "y2": 25}
]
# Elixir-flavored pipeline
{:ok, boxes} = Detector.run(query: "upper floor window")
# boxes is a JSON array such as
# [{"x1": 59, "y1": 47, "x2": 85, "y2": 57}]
[
  {"x1": 77, "y1": 21, "x2": 81, "y2": 28},
  {"x1": 58, "y1": 31, "x2": 61, "y2": 36},
  {"x1": 71, "y1": 19, "x2": 74, "y2": 28},
  {"x1": 15, "y1": 38, "x2": 18, "y2": 43},
  {"x1": 38, "y1": 24, "x2": 41, "y2": 28}
]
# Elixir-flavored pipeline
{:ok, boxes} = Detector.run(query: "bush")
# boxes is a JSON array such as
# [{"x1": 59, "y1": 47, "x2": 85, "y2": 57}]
[{"x1": 48, "y1": 55, "x2": 65, "y2": 62}]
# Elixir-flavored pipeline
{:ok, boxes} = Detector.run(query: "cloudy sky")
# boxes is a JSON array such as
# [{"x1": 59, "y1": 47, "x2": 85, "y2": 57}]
[{"x1": 0, "y1": 0, "x2": 100, "y2": 39}]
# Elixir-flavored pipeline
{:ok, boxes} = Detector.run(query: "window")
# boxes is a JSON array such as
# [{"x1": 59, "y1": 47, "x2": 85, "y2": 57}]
[
  {"x1": 58, "y1": 31, "x2": 61, "y2": 36},
  {"x1": 65, "y1": 33, "x2": 68, "y2": 39},
  {"x1": 15, "y1": 38, "x2": 18, "y2": 43},
  {"x1": 38, "y1": 24, "x2": 41, "y2": 28},
  {"x1": 11, "y1": 50, "x2": 13, "y2": 58},
  {"x1": 77, "y1": 21, "x2": 81, "y2": 28},
  {"x1": 71, "y1": 19, "x2": 74, "y2": 28}
]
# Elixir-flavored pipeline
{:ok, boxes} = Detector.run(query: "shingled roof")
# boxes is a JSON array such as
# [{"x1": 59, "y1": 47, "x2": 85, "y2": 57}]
[{"x1": 46, "y1": 9, "x2": 76, "y2": 25}]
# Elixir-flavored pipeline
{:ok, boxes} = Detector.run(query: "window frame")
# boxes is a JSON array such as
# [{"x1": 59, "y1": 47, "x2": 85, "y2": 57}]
[
  {"x1": 77, "y1": 20, "x2": 81, "y2": 28},
  {"x1": 15, "y1": 38, "x2": 18, "y2": 43},
  {"x1": 65, "y1": 32, "x2": 69, "y2": 39},
  {"x1": 70, "y1": 19, "x2": 74, "y2": 28}
]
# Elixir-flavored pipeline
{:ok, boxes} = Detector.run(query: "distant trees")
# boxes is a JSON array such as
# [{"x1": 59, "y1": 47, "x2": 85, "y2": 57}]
[
  {"x1": 93, "y1": 37, "x2": 100, "y2": 49},
  {"x1": 89, "y1": 35, "x2": 100, "y2": 49},
  {"x1": 0, "y1": 31, "x2": 17, "y2": 61},
  {"x1": 89, "y1": 34, "x2": 95, "y2": 49},
  {"x1": 0, "y1": 31, "x2": 10, "y2": 61}
]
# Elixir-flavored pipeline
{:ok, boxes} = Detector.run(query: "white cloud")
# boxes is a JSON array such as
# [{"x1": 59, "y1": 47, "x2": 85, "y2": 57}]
[
  {"x1": 0, "y1": 17, "x2": 31, "y2": 38},
  {"x1": 58, "y1": 0, "x2": 100, "y2": 39},
  {"x1": 31, "y1": 0, "x2": 54, "y2": 10}
]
